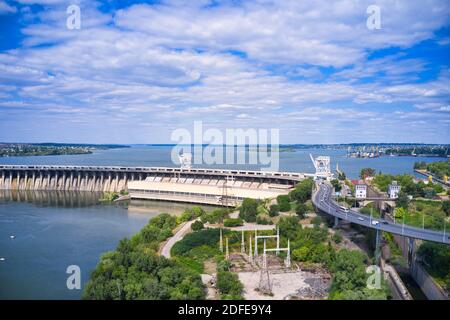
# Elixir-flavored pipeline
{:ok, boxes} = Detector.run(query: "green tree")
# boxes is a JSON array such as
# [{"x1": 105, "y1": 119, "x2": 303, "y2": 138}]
[
  {"x1": 239, "y1": 198, "x2": 258, "y2": 222},
  {"x1": 83, "y1": 213, "x2": 206, "y2": 301},
  {"x1": 360, "y1": 168, "x2": 376, "y2": 180},
  {"x1": 289, "y1": 178, "x2": 314, "y2": 203},
  {"x1": 329, "y1": 249, "x2": 368, "y2": 294},
  {"x1": 292, "y1": 246, "x2": 310, "y2": 262},
  {"x1": 311, "y1": 215, "x2": 322, "y2": 227},
  {"x1": 269, "y1": 204, "x2": 280, "y2": 217},
  {"x1": 191, "y1": 220, "x2": 204, "y2": 231},
  {"x1": 396, "y1": 191, "x2": 410, "y2": 209},
  {"x1": 433, "y1": 183, "x2": 444, "y2": 194},
  {"x1": 332, "y1": 231, "x2": 343, "y2": 244},
  {"x1": 294, "y1": 202, "x2": 308, "y2": 218},
  {"x1": 216, "y1": 271, "x2": 244, "y2": 299},
  {"x1": 414, "y1": 161, "x2": 427, "y2": 170},
  {"x1": 417, "y1": 242, "x2": 450, "y2": 279},
  {"x1": 442, "y1": 201, "x2": 450, "y2": 216},
  {"x1": 277, "y1": 194, "x2": 291, "y2": 212},
  {"x1": 331, "y1": 179, "x2": 342, "y2": 192}
]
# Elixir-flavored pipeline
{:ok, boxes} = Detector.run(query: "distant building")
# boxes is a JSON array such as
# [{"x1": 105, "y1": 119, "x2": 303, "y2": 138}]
[
  {"x1": 355, "y1": 183, "x2": 367, "y2": 199},
  {"x1": 388, "y1": 181, "x2": 401, "y2": 199}
]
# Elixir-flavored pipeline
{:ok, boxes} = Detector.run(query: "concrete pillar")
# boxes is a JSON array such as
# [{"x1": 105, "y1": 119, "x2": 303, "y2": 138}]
[
  {"x1": 334, "y1": 216, "x2": 339, "y2": 228},
  {"x1": 16, "y1": 171, "x2": 20, "y2": 189},
  {"x1": 123, "y1": 173, "x2": 128, "y2": 190},
  {"x1": 375, "y1": 229, "x2": 382, "y2": 266},
  {"x1": 407, "y1": 237, "x2": 415, "y2": 268},
  {"x1": 62, "y1": 172, "x2": 66, "y2": 190},
  {"x1": 39, "y1": 171, "x2": 43, "y2": 189}
]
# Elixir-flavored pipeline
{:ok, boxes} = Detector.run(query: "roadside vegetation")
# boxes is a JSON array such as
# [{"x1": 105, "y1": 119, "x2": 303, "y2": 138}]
[
  {"x1": 373, "y1": 173, "x2": 444, "y2": 197},
  {"x1": 417, "y1": 241, "x2": 450, "y2": 292},
  {"x1": 83, "y1": 213, "x2": 205, "y2": 300},
  {"x1": 170, "y1": 228, "x2": 244, "y2": 299}
]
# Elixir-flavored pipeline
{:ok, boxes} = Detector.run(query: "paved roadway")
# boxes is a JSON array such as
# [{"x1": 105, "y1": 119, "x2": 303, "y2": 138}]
[
  {"x1": 161, "y1": 220, "x2": 196, "y2": 258},
  {"x1": 313, "y1": 182, "x2": 449, "y2": 244}
]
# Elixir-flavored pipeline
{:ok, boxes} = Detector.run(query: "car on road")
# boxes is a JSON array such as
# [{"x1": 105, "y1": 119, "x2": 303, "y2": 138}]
[
  {"x1": 339, "y1": 206, "x2": 349, "y2": 212},
  {"x1": 371, "y1": 220, "x2": 379, "y2": 226},
  {"x1": 357, "y1": 217, "x2": 364, "y2": 221},
  {"x1": 382, "y1": 221, "x2": 389, "y2": 225}
]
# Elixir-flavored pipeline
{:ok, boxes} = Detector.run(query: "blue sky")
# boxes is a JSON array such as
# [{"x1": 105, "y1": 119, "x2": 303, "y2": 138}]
[{"x1": 0, "y1": 0, "x2": 449, "y2": 144}]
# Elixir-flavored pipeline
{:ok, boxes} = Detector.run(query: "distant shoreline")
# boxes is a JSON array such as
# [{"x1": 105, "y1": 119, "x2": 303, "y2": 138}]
[{"x1": 0, "y1": 143, "x2": 130, "y2": 158}]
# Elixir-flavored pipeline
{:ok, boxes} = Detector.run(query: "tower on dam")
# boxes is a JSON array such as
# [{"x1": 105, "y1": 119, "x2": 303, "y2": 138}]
[{"x1": 309, "y1": 154, "x2": 333, "y2": 180}]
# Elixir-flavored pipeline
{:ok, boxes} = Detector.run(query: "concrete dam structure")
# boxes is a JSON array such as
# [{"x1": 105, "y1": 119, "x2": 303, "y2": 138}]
[{"x1": 0, "y1": 165, "x2": 307, "y2": 206}]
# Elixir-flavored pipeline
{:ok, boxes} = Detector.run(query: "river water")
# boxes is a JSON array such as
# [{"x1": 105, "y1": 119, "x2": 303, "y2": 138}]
[{"x1": 0, "y1": 146, "x2": 442, "y2": 299}]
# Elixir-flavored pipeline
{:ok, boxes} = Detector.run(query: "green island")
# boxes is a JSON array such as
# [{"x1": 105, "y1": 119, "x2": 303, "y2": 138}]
[
  {"x1": 384, "y1": 146, "x2": 449, "y2": 158},
  {"x1": 414, "y1": 160, "x2": 450, "y2": 180},
  {"x1": 0, "y1": 143, "x2": 129, "y2": 157}
]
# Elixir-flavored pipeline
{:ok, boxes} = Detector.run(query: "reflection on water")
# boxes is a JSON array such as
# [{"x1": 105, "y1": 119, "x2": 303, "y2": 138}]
[
  {"x1": 0, "y1": 190, "x2": 213, "y2": 215},
  {"x1": 0, "y1": 190, "x2": 208, "y2": 300},
  {"x1": 0, "y1": 190, "x2": 103, "y2": 208}
]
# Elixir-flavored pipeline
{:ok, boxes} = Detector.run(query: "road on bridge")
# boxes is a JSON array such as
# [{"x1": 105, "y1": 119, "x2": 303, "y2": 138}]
[{"x1": 313, "y1": 182, "x2": 449, "y2": 244}]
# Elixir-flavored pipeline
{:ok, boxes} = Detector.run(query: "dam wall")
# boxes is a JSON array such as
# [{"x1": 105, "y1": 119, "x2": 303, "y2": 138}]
[
  {"x1": 0, "y1": 167, "x2": 128, "y2": 192},
  {"x1": 0, "y1": 165, "x2": 304, "y2": 193}
]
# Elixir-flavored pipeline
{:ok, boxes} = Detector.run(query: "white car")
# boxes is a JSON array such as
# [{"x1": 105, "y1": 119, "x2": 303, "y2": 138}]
[
  {"x1": 357, "y1": 217, "x2": 364, "y2": 221},
  {"x1": 371, "y1": 220, "x2": 379, "y2": 226}
]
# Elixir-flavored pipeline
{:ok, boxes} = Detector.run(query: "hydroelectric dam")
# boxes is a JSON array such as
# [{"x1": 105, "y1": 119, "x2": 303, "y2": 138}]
[{"x1": 0, "y1": 165, "x2": 310, "y2": 206}]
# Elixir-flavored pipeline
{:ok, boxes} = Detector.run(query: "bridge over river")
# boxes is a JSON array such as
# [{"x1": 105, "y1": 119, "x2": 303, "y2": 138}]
[
  {"x1": 313, "y1": 182, "x2": 449, "y2": 244},
  {"x1": 2, "y1": 163, "x2": 449, "y2": 243}
]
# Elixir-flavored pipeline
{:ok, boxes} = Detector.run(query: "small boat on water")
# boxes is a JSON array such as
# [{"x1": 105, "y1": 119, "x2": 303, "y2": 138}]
[
  {"x1": 0, "y1": 257, "x2": 5, "y2": 261},
  {"x1": 10, "y1": 235, "x2": 15, "y2": 239}
]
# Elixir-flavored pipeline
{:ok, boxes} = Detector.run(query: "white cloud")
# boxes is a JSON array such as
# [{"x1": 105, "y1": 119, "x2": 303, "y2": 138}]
[
  {"x1": 114, "y1": 0, "x2": 450, "y2": 67},
  {"x1": 0, "y1": 0, "x2": 449, "y2": 143},
  {"x1": 0, "y1": 1, "x2": 16, "y2": 14}
]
